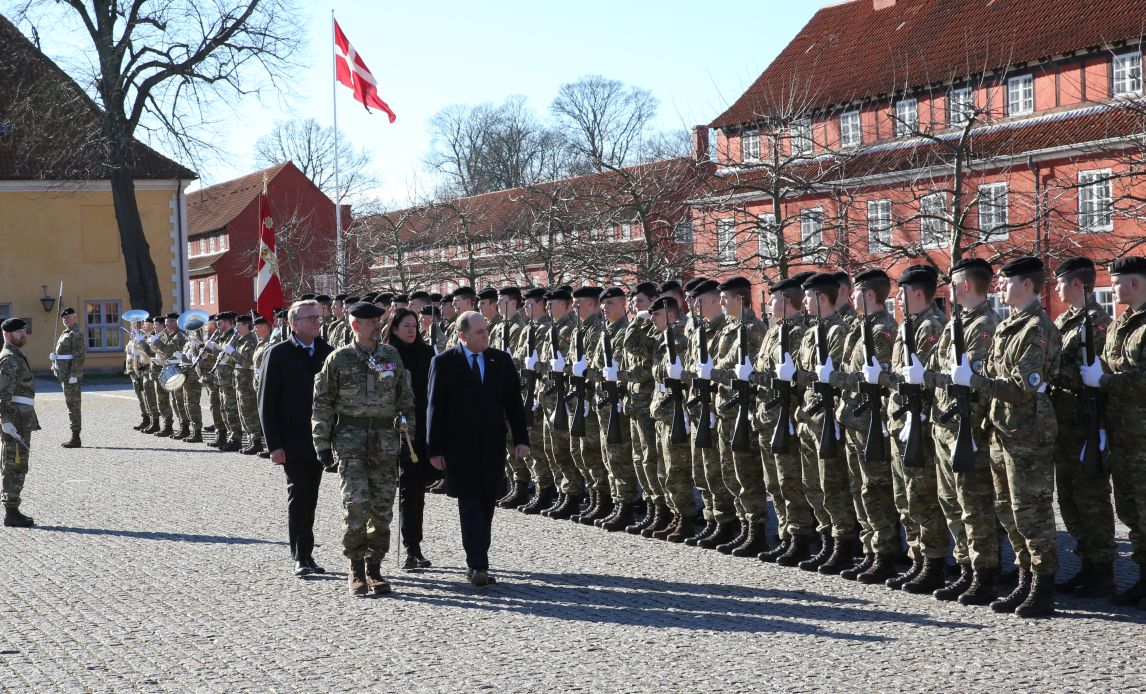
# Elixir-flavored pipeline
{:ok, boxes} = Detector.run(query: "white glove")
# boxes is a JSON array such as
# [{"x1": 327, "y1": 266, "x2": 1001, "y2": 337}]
[
  {"x1": 550, "y1": 352, "x2": 567, "y2": 374},
  {"x1": 697, "y1": 359, "x2": 714, "y2": 381},
  {"x1": 775, "y1": 352, "x2": 796, "y2": 382},
  {"x1": 524, "y1": 351, "x2": 539, "y2": 371},
  {"x1": 49, "y1": 353, "x2": 57, "y2": 362},
  {"x1": 68, "y1": 376, "x2": 77, "y2": 384},
  {"x1": 903, "y1": 353, "x2": 926, "y2": 385},
  {"x1": 667, "y1": 357, "x2": 684, "y2": 381},
  {"x1": 1, "y1": 422, "x2": 21, "y2": 443},
  {"x1": 131, "y1": 330, "x2": 142, "y2": 341},
  {"x1": 1080, "y1": 358, "x2": 1104, "y2": 388},
  {"x1": 898, "y1": 417, "x2": 913, "y2": 444},
  {"x1": 205, "y1": 340, "x2": 218, "y2": 351},
  {"x1": 862, "y1": 356, "x2": 882, "y2": 385},
  {"x1": 734, "y1": 358, "x2": 753, "y2": 382},
  {"x1": 1079, "y1": 429, "x2": 1109, "y2": 463},
  {"x1": 635, "y1": 310, "x2": 651, "y2": 321},
  {"x1": 148, "y1": 334, "x2": 160, "y2": 345},
  {"x1": 223, "y1": 344, "x2": 236, "y2": 355},
  {"x1": 951, "y1": 353, "x2": 973, "y2": 387},
  {"x1": 603, "y1": 361, "x2": 619, "y2": 382},
  {"x1": 709, "y1": 412, "x2": 717, "y2": 429},
  {"x1": 572, "y1": 358, "x2": 587, "y2": 378},
  {"x1": 816, "y1": 356, "x2": 834, "y2": 384}
]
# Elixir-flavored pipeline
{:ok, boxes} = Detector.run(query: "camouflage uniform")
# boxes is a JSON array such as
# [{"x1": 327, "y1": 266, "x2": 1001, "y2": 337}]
[
  {"x1": 125, "y1": 335, "x2": 149, "y2": 421},
  {"x1": 650, "y1": 317, "x2": 694, "y2": 518},
  {"x1": 973, "y1": 300, "x2": 1062, "y2": 576},
  {"x1": 179, "y1": 334, "x2": 204, "y2": 432},
  {"x1": 0, "y1": 343, "x2": 38, "y2": 510},
  {"x1": 513, "y1": 316, "x2": 553, "y2": 490},
  {"x1": 52, "y1": 323, "x2": 85, "y2": 433},
  {"x1": 621, "y1": 313, "x2": 662, "y2": 508},
  {"x1": 689, "y1": 313, "x2": 735, "y2": 523},
  {"x1": 198, "y1": 328, "x2": 225, "y2": 434},
  {"x1": 492, "y1": 314, "x2": 529, "y2": 484},
  {"x1": 140, "y1": 330, "x2": 159, "y2": 424},
  {"x1": 232, "y1": 331, "x2": 263, "y2": 441},
  {"x1": 142, "y1": 332, "x2": 175, "y2": 424},
  {"x1": 569, "y1": 314, "x2": 609, "y2": 497},
  {"x1": 312, "y1": 342, "x2": 415, "y2": 560},
  {"x1": 927, "y1": 300, "x2": 1002, "y2": 570},
  {"x1": 536, "y1": 310, "x2": 584, "y2": 495},
  {"x1": 587, "y1": 314, "x2": 636, "y2": 504},
  {"x1": 1051, "y1": 298, "x2": 1115, "y2": 566},
  {"x1": 213, "y1": 328, "x2": 243, "y2": 444}
]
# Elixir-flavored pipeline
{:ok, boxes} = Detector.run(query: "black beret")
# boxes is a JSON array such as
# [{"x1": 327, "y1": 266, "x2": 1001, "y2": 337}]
[
  {"x1": 208, "y1": 314, "x2": 219, "y2": 321},
  {"x1": 769, "y1": 277, "x2": 801, "y2": 293},
  {"x1": 235, "y1": 314, "x2": 252, "y2": 324},
  {"x1": 315, "y1": 294, "x2": 332, "y2": 304},
  {"x1": 790, "y1": 271, "x2": 817, "y2": 286},
  {"x1": 409, "y1": 291, "x2": 431, "y2": 302},
  {"x1": 999, "y1": 256, "x2": 1044, "y2": 277},
  {"x1": 1, "y1": 318, "x2": 27, "y2": 332},
  {"x1": 392, "y1": 294, "x2": 409, "y2": 304},
  {"x1": 631, "y1": 281, "x2": 659, "y2": 298},
  {"x1": 143, "y1": 316, "x2": 155, "y2": 323},
  {"x1": 659, "y1": 280, "x2": 684, "y2": 294},
  {"x1": 334, "y1": 293, "x2": 349, "y2": 302},
  {"x1": 802, "y1": 272, "x2": 840, "y2": 292},
  {"x1": 452, "y1": 286, "x2": 476, "y2": 298},
  {"x1": 650, "y1": 296, "x2": 679, "y2": 313},
  {"x1": 498, "y1": 287, "x2": 523, "y2": 302},
  {"x1": 377, "y1": 292, "x2": 394, "y2": 303},
  {"x1": 853, "y1": 269, "x2": 889, "y2": 285},
  {"x1": 348, "y1": 301, "x2": 385, "y2": 319},
  {"x1": 165, "y1": 312, "x2": 179, "y2": 320},
  {"x1": 523, "y1": 287, "x2": 547, "y2": 301},
  {"x1": 59, "y1": 307, "x2": 76, "y2": 317},
  {"x1": 546, "y1": 288, "x2": 572, "y2": 302},
  {"x1": 253, "y1": 316, "x2": 269, "y2": 327},
  {"x1": 832, "y1": 271, "x2": 852, "y2": 284},
  {"x1": 1054, "y1": 256, "x2": 1096, "y2": 277},
  {"x1": 219, "y1": 311, "x2": 237, "y2": 321},
  {"x1": 429, "y1": 293, "x2": 443, "y2": 303},
  {"x1": 362, "y1": 293, "x2": 378, "y2": 303},
  {"x1": 557, "y1": 284, "x2": 573, "y2": 294},
  {"x1": 300, "y1": 293, "x2": 316, "y2": 301},
  {"x1": 1109, "y1": 256, "x2": 1146, "y2": 276},
  {"x1": 897, "y1": 264, "x2": 939, "y2": 286},
  {"x1": 344, "y1": 296, "x2": 361, "y2": 304},
  {"x1": 949, "y1": 257, "x2": 994, "y2": 277},
  {"x1": 476, "y1": 287, "x2": 498, "y2": 302},
  {"x1": 688, "y1": 279, "x2": 720, "y2": 298},
  {"x1": 683, "y1": 277, "x2": 709, "y2": 293},
  {"x1": 573, "y1": 286, "x2": 603, "y2": 299},
  {"x1": 599, "y1": 286, "x2": 626, "y2": 301},
  {"x1": 419, "y1": 305, "x2": 437, "y2": 316},
  {"x1": 717, "y1": 276, "x2": 752, "y2": 292}
]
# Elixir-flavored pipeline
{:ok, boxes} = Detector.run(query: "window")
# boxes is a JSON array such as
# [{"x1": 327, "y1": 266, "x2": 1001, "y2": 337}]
[
  {"x1": 716, "y1": 219, "x2": 737, "y2": 264},
  {"x1": 1095, "y1": 288, "x2": 1116, "y2": 318},
  {"x1": 84, "y1": 300, "x2": 121, "y2": 352},
  {"x1": 867, "y1": 200, "x2": 893, "y2": 252},
  {"x1": 758, "y1": 213, "x2": 778, "y2": 259},
  {"x1": 0, "y1": 304, "x2": 11, "y2": 321},
  {"x1": 800, "y1": 208, "x2": 824, "y2": 255},
  {"x1": 1007, "y1": 75, "x2": 1034, "y2": 116},
  {"x1": 790, "y1": 118, "x2": 813, "y2": 156},
  {"x1": 208, "y1": 236, "x2": 216, "y2": 253},
  {"x1": 741, "y1": 130, "x2": 760, "y2": 162},
  {"x1": 1079, "y1": 169, "x2": 1114, "y2": 232},
  {"x1": 895, "y1": 98, "x2": 918, "y2": 136},
  {"x1": 839, "y1": 110, "x2": 862, "y2": 148},
  {"x1": 674, "y1": 222, "x2": 693, "y2": 244},
  {"x1": 208, "y1": 278, "x2": 216, "y2": 304},
  {"x1": 189, "y1": 281, "x2": 197, "y2": 306},
  {"x1": 920, "y1": 192, "x2": 948, "y2": 248},
  {"x1": 1113, "y1": 51, "x2": 1143, "y2": 96},
  {"x1": 987, "y1": 293, "x2": 1012, "y2": 320},
  {"x1": 948, "y1": 87, "x2": 975, "y2": 126},
  {"x1": 978, "y1": 183, "x2": 1009, "y2": 239}
]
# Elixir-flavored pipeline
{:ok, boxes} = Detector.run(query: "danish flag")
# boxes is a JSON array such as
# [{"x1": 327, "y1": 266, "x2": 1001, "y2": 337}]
[
  {"x1": 333, "y1": 20, "x2": 396, "y2": 122},
  {"x1": 255, "y1": 174, "x2": 284, "y2": 322}
]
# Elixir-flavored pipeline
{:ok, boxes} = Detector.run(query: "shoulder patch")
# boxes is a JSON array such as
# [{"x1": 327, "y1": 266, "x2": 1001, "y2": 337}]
[{"x1": 1027, "y1": 371, "x2": 1042, "y2": 388}]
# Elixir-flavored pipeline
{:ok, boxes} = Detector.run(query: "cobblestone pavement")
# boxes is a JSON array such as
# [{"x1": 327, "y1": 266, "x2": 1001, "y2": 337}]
[{"x1": 0, "y1": 381, "x2": 1143, "y2": 692}]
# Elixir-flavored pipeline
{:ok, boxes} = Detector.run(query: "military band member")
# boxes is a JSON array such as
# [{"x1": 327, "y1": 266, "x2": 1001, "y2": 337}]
[
  {"x1": 177, "y1": 321, "x2": 205, "y2": 444},
  {"x1": 516, "y1": 287, "x2": 556, "y2": 514},
  {"x1": 231, "y1": 315, "x2": 264, "y2": 455},
  {"x1": 143, "y1": 312, "x2": 186, "y2": 438},
  {"x1": 126, "y1": 317, "x2": 151, "y2": 431},
  {"x1": 51, "y1": 307, "x2": 86, "y2": 448},
  {"x1": 205, "y1": 312, "x2": 242, "y2": 452},
  {"x1": 1, "y1": 318, "x2": 38, "y2": 528},
  {"x1": 199, "y1": 315, "x2": 224, "y2": 442}
]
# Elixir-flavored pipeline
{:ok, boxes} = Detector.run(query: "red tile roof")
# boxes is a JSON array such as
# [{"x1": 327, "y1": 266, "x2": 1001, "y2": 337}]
[
  {"x1": 712, "y1": 0, "x2": 1146, "y2": 129},
  {"x1": 186, "y1": 163, "x2": 290, "y2": 236},
  {"x1": 0, "y1": 15, "x2": 196, "y2": 180}
]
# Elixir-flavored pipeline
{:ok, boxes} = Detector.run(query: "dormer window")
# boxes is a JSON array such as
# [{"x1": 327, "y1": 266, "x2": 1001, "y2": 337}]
[
  {"x1": 839, "y1": 110, "x2": 862, "y2": 148},
  {"x1": 894, "y1": 98, "x2": 918, "y2": 136},
  {"x1": 948, "y1": 87, "x2": 975, "y2": 126},
  {"x1": 741, "y1": 129, "x2": 761, "y2": 163},
  {"x1": 1007, "y1": 75, "x2": 1034, "y2": 116},
  {"x1": 1113, "y1": 51, "x2": 1143, "y2": 95}
]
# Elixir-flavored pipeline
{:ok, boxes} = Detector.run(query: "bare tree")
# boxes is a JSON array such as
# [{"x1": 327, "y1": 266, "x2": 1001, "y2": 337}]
[
  {"x1": 8, "y1": 0, "x2": 301, "y2": 314},
  {"x1": 550, "y1": 74, "x2": 659, "y2": 172},
  {"x1": 254, "y1": 118, "x2": 376, "y2": 204}
]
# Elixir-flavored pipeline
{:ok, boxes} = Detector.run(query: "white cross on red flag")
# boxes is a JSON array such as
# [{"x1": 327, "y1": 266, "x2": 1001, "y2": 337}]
[
  {"x1": 255, "y1": 176, "x2": 284, "y2": 322},
  {"x1": 334, "y1": 20, "x2": 396, "y2": 122}
]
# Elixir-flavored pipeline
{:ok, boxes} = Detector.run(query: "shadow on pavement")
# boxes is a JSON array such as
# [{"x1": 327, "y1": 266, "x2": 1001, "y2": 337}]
[
  {"x1": 84, "y1": 446, "x2": 216, "y2": 454},
  {"x1": 36, "y1": 525, "x2": 285, "y2": 546}
]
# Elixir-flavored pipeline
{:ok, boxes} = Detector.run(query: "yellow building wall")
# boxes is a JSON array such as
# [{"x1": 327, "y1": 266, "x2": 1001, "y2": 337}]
[{"x1": 0, "y1": 182, "x2": 187, "y2": 372}]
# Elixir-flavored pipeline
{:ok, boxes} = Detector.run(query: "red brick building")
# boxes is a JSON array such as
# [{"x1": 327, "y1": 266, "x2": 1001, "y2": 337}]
[
  {"x1": 186, "y1": 162, "x2": 348, "y2": 314},
  {"x1": 695, "y1": 0, "x2": 1146, "y2": 318}
]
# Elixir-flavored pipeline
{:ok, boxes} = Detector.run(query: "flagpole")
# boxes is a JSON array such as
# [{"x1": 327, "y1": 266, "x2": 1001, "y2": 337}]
[{"x1": 332, "y1": 9, "x2": 344, "y2": 292}]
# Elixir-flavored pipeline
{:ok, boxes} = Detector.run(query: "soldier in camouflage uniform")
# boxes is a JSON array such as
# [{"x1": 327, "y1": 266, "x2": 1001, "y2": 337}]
[
  {"x1": 826, "y1": 269, "x2": 898, "y2": 582},
  {"x1": 249, "y1": 316, "x2": 274, "y2": 455},
  {"x1": 619, "y1": 282, "x2": 665, "y2": 536},
  {"x1": 0, "y1": 318, "x2": 38, "y2": 528},
  {"x1": 231, "y1": 315, "x2": 264, "y2": 455},
  {"x1": 313, "y1": 301, "x2": 414, "y2": 596},
  {"x1": 648, "y1": 295, "x2": 697, "y2": 542},
  {"x1": 490, "y1": 287, "x2": 532, "y2": 509},
  {"x1": 176, "y1": 322, "x2": 205, "y2": 444},
  {"x1": 143, "y1": 313, "x2": 187, "y2": 438},
  {"x1": 516, "y1": 287, "x2": 556, "y2": 514},
  {"x1": 565, "y1": 287, "x2": 611, "y2": 525},
  {"x1": 125, "y1": 318, "x2": 150, "y2": 431},
  {"x1": 1080, "y1": 255, "x2": 1146, "y2": 610},
  {"x1": 138, "y1": 318, "x2": 161, "y2": 434},
  {"x1": 198, "y1": 316, "x2": 225, "y2": 444},
  {"x1": 1048, "y1": 257, "x2": 1117, "y2": 599},
  {"x1": 959, "y1": 256, "x2": 1062, "y2": 618},
  {"x1": 445, "y1": 287, "x2": 477, "y2": 350},
  {"x1": 51, "y1": 307, "x2": 86, "y2": 448},
  {"x1": 204, "y1": 312, "x2": 243, "y2": 452}
]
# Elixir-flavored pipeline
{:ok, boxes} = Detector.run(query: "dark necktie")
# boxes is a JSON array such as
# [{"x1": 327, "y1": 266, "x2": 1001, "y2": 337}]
[{"x1": 471, "y1": 353, "x2": 482, "y2": 383}]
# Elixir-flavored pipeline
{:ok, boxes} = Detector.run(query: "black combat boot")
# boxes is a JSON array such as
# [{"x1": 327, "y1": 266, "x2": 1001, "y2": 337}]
[
  {"x1": 958, "y1": 568, "x2": 998, "y2": 606},
  {"x1": 172, "y1": 421, "x2": 190, "y2": 440},
  {"x1": 540, "y1": 492, "x2": 567, "y2": 518},
  {"x1": 903, "y1": 557, "x2": 947, "y2": 594},
  {"x1": 520, "y1": 487, "x2": 556, "y2": 515},
  {"x1": 818, "y1": 538, "x2": 857, "y2": 575},
  {"x1": 886, "y1": 556, "x2": 924, "y2": 590},
  {"x1": 857, "y1": 553, "x2": 899, "y2": 584},
  {"x1": 498, "y1": 481, "x2": 531, "y2": 509},
  {"x1": 548, "y1": 494, "x2": 580, "y2": 521},
  {"x1": 1110, "y1": 570, "x2": 1146, "y2": 606},
  {"x1": 991, "y1": 568, "x2": 1032, "y2": 613},
  {"x1": 759, "y1": 536, "x2": 791, "y2": 563},
  {"x1": 210, "y1": 429, "x2": 229, "y2": 448},
  {"x1": 240, "y1": 438, "x2": 264, "y2": 455},
  {"x1": 685, "y1": 518, "x2": 718, "y2": 547},
  {"x1": 134, "y1": 415, "x2": 150, "y2": 431},
  {"x1": 698, "y1": 520, "x2": 740, "y2": 550},
  {"x1": 203, "y1": 424, "x2": 216, "y2": 433},
  {"x1": 61, "y1": 432, "x2": 81, "y2": 449},
  {"x1": 716, "y1": 520, "x2": 751, "y2": 555},
  {"x1": 185, "y1": 427, "x2": 203, "y2": 444},
  {"x1": 1075, "y1": 562, "x2": 1116, "y2": 598},
  {"x1": 665, "y1": 515, "x2": 697, "y2": 543},
  {"x1": 365, "y1": 560, "x2": 392, "y2": 595},
  {"x1": 628, "y1": 503, "x2": 659, "y2": 535},
  {"x1": 798, "y1": 532, "x2": 834, "y2": 571},
  {"x1": 3, "y1": 507, "x2": 34, "y2": 528},
  {"x1": 601, "y1": 503, "x2": 636, "y2": 532},
  {"x1": 155, "y1": 419, "x2": 174, "y2": 437},
  {"x1": 570, "y1": 490, "x2": 597, "y2": 524},
  {"x1": 219, "y1": 439, "x2": 242, "y2": 452},
  {"x1": 1055, "y1": 560, "x2": 1092, "y2": 594},
  {"x1": 640, "y1": 504, "x2": 671, "y2": 537},
  {"x1": 933, "y1": 564, "x2": 974, "y2": 601},
  {"x1": 594, "y1": 500, "x2": 624, "y2": 528},
  {"x1": 1015, "y1": 573, "x2": 1055, "y2": 618},
  {"x1": 651, "y1": 512, "x2": 679, "y2": 540},
  {"x1": 731, "y1": 523, "x2": 768, "y2": 558},
  {"x1": 581, "y1": 496, "x2": 613, "y2": 526},
  {"x1": 348, "y1": 559, "x2": 368, "y2": 597},
  {"x1": 141, "y1": 418, "x2": 160, "y2": 434},
  {"x1": 428, "y1": 480, "x2": 446, "y2": 494},
  {"x1": 841, "y1": 552, "x2": 874, "y2": 581},
  {"x1": 777, "y1": 534, "x2": 814, "y2": 567}
]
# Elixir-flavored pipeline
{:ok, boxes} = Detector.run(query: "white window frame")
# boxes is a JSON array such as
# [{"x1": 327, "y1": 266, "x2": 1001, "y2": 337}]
[
  {"x1": 978, "y1": 182, "x2": 1009, "y2": 240},
  {"x1": 758, "y1": 213, "x2": 778, "y2": 260},
  {"x1": 674, "y1": 222, "x2": 693, "y2": 244},
  {"x1": 948, "y1": 87, "x2": 975, "y2": 126},
  {"x1": 1095, "y1": 287, "x2": 1116, "y2": 318},
  {"x1": 867, "y1": 199, "x2": 893, "y2": 252},
  {"x1": 895, "y1": 98, "x2": 918, "y2": 136},
  {"x1": 1113, "y1": 51, "x2": 1143, "y2": 96},
  {"x1": 987, "y1": 293, "x2": 1012, "y2": 320},
  {"x1": 799, "y1": 208, "x2": 824, "y2": 256},
  {"x1": 716, "y1": 218, "x2": 737, "y2": 265},
  {"x1": 189, "y1": 281, "x2": 198, "y2": 306},
  {"x1": 1007, "y1": 75, "x2": 1034, "y2": 116},
  {"x1": 208, "y1": 236, "x2": 216, "y2": 253},
  {"x1": 1079, "y1": 169, "x2": 1114, "y2": 232},
  {"x1": 790, "y1": 118, "x2": 813, "y2": 157},
  {"x1": 839, "y1": 110, "x2": 862, "y2": 149},
  {"x1": 920, "y1": 192, "x2": 948, "y2": 248},
  {"x1": 84, "y1": 300, "x2": 122, "y2": 352},
  {"x1": 208, "y1": 277, "x2": 216, "y2": 305},
  {"x1": 741, "y1": 130, "x2": 761, "y2": 163}
]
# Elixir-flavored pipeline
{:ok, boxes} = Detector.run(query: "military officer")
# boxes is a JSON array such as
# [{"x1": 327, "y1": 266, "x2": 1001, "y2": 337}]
[
  {"x1": 51, "y1": 307, "x2": 86, "y2": 448},
  {"x1": 0, "y1": 318, "x2": 38, "y2": 527}
]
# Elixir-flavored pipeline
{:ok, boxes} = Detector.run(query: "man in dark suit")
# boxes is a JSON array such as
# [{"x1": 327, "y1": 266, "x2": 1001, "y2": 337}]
[
  {"x1": 258, "y1": 299, "x2": 335, "y2": 577},
  {"x1": 427, "y1": 311, "x2": 530, "y2": 586}
]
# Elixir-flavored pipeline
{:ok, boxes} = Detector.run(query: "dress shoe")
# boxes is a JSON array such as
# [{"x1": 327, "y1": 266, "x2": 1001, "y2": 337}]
[
  {"x1": 3, "y1": 508, "x2": 34, "y2": 528},
  {"x1": 305, "y1": 558, "x2": 325, "y2": 574},
  {"x1": 61, "y1": 432, "x2": 81, "y2": 448}
]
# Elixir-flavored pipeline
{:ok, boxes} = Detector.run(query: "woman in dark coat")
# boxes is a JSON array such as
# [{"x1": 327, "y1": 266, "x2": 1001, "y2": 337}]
[{"x1": 383, "y1": 308, "x2": 441, "y2": 570}]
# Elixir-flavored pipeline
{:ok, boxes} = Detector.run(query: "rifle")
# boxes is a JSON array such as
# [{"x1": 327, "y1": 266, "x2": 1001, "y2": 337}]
[
  {"x1": 811, "y1": 299, "x2": 839, "y2": 459},
  {"x1": 523, "y1": 321, "x2": 537, "y2": 428},
  {"x1": 549, "y1": 324, "x2": 570, "y2": 432},
  {"x1": 730, "y1": 321, "x2": 753, "y2": 453},
  {"x1": 1078, "y1": 310, "x2": 1107, "y2": 471},
  {"x1": 894, "y1": 313, "x2": 925, "y2": 468},
  {"x1": 49, "y1": 280, "x2": 63, "y2": 376},
  {"x1": 938, "y1": 284, "x2": 976, "y2": 472},
  {"x1": 602, "y1": 317, "x2": 624, "y2": 445},
  {"x1": 570, "y1": 316, "x2": 588, "y2": 438},
  {"x1": 664, "y1": 320, "x2": 689, "y2": 445},
  {"x1": 765, "y1": 317, "x2": 794, "y2": 454},
  {"x1": 691, "y1": 302, "x2": 714, "y2": 449},
  {"x1": 850, "y1": 293, "x2": 888, "y2": 462},
  {"x1": 430, "y1": 319, "x2": 441, "y2": 355}
]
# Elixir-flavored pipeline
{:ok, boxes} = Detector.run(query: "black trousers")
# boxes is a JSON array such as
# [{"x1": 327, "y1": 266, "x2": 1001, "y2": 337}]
[
  {"x1": 457, "y1": 494, "x2": 497, "y2": 571},
  {"x1": 284, "y1": 460, "x2": 323, "y2": 562},
  {"x1": 399, "y1": 464, "x2": 427, "y2": 550}
]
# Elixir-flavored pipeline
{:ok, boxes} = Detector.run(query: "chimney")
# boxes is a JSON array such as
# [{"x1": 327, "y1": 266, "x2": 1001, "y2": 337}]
[
  {"x1": 873, "y1": 0, "x2": 896, "y2": 9},
  {"x1": 693, "y1": 125, "x2": 711, "y2": 163}
]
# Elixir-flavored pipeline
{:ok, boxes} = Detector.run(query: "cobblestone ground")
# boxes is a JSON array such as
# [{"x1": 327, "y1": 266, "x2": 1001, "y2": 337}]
[{"x1": 0, "y1": 380, "x2": 1143, "y2": 692}]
